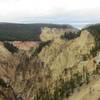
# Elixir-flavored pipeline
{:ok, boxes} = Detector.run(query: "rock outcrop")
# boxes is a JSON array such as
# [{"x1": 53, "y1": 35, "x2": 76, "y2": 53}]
[
  {"x1": 40, "y1": 27, "x2": 78, "y2": 41},
  {"x1": 39, "y1": 30, "x2": 95, "y2": 79},
  {"x1": 0, "y1": 27, "x2": 100, "y2": 100}
]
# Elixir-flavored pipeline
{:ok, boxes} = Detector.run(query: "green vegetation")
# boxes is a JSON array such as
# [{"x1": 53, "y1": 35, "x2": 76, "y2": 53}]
[
  {"x1": 0, "y1": 79, "x2": 7, "y2": 88},
  {"x1": 32, "y1": 40, "x2": 51, "y2": 56},
  {"x1": 0, "y1": 23, "x2": 74, "y2": 41},
  {"x1": 0, "y1": 31, "x2": 39, "y2": 41},
  {"x1": 85, "y1": 24, "x2": 100, "y2": 41},
  {"x1": 61, "y1": 32, "x2": 78, "y2": 40},
  {"x1": 3, "y1": 42, "x2": 18, "y2": 54},
  {"x1": 83, "y1": 24, "x2": 100, "y2": 57}
]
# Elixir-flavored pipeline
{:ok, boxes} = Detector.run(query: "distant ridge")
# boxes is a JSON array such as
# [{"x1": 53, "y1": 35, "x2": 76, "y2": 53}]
[{"x1": 0, "y1": 23, "x2": 77, "y2": 41}]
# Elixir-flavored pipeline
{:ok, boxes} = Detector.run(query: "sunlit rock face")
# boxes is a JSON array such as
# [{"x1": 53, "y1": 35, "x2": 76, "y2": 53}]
[
  {"x1": 40, "y1": 27, "x2": 78, "y2": 41},
  {"x1": 0, "y1": 26, "x2": 99, "y2": 100},
  {"x1": 12, "y1": 41, "x2": 39, "y2": 50},
  {"x1": 39, "y1": 30, "x2": 95, "y2": 79}
]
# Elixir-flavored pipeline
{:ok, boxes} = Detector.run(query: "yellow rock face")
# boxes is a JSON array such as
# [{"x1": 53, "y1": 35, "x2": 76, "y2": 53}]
[
  {"x1": 40, "y1": 27, "x2": 76, "y2": 41},
  {"x1": 39, "y1": 30, "x2": 95, "y2": 79}
]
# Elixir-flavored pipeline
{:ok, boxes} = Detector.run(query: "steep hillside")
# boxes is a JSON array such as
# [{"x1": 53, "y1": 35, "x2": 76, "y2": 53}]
[
  {"x1": 84, "y1": 24, "x2": 100, "y2": 40},
  {"x1": 0, "y1": 24, "x2": 100, "y2": 100},
  {"x1": 83, "y1": 24, "x2": 100, "y2": 57},
  {"x1": 39, "y1": 30, "x2": 95, "y2": 79}
]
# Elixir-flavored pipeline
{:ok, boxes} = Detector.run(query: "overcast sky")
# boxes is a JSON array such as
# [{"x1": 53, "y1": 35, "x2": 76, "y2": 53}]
[{"x1": 0, "y1": 0, "x2": 100, "y2": 28}]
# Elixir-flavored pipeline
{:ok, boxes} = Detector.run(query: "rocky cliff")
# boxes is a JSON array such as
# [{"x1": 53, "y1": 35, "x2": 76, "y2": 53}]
[
  {"x1": 39, "y1": 30, "x2": 95, "y2": 79},
  {"x1": 40, "y1": 27, "x2": 78, "y2": 41},
  {"x1": 0, "y1": 24, "x2": 100, "y2": 100}
]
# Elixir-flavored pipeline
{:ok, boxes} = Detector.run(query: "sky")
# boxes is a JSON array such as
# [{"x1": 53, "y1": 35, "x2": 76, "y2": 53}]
[{"x1": 0, "y1": 0, "x2": 100, "y2": 28}]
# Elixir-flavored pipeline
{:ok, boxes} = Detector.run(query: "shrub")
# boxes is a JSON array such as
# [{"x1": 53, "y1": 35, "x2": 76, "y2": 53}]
[{"x1": 4, "y1": 42, "x2": 18, "y2": 54}]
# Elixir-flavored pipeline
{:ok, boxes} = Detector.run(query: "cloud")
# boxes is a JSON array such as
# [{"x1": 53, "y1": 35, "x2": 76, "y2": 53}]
[{"x1": 0, "y1": 0, "x2": 100, "y2": 25}]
